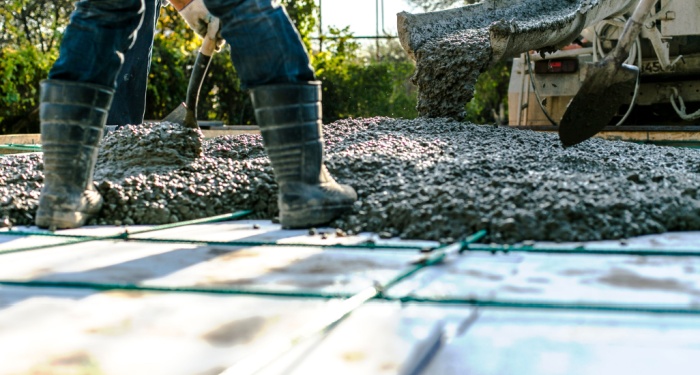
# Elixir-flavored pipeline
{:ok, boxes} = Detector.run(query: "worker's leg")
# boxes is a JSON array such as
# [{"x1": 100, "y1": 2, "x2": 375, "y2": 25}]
[
  {"x1": 204, "y1": 0, "x2": 356, "y2": 228},
  {"x1": 108, "y1": 0, "x2": 163, "y2": 127},
  {"x1": 202, "y1": 0, "x2": 315, "y2": 88},
  {"x1": 37, "y1": 0, "x2": 146, "y2": 229},
  {"x1": 49, "y1": 0, "x2": 145, "y2": 87}
]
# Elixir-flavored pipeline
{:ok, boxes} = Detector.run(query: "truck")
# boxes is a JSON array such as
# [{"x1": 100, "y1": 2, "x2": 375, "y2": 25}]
[{"x1": 507, "y1": 0, "x2": 700, "y2": 141}]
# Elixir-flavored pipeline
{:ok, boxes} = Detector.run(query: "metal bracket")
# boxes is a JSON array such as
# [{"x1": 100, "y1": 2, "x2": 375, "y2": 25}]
[{"x1": 642, "y1": 22, "x2": 679, "y2": 70}]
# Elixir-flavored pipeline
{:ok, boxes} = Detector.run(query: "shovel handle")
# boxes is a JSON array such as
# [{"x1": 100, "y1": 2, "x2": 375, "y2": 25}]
[
  {"x1": 612, "y1": 0, "x2": 657, "y2": 63},
  {"x1": 200, "y1": 35, "x2": 217, "y2": 57},
  {"x1": 185, "y1": 37, "x2": 216, "y2": 122}
]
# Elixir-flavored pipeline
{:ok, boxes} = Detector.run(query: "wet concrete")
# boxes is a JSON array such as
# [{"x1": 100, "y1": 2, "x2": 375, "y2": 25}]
[
  {"x1": 2, "y1": 118, "x2": 700, "y2": 244},
  {"x1": 412, "y1": 28, "x2": 492, "y2": 118},
  {"x1": 0, "y1": 153, "x2": 43, "y2": 225},
  {"x1": 400, "y1": 0, "x2": 612, "y2": 118},
  {"x1": 93, "y1": 123, "x2": 277, "y2": 226}
]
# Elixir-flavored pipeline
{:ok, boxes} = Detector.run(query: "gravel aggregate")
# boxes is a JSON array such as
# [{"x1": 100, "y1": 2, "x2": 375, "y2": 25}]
[{"x1": 2, "y1": 119, "x2": 700, "y2": 244}]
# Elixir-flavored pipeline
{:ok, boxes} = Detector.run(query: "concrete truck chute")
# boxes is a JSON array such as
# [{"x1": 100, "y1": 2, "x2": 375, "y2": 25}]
[{"x1": 398, "y1": 0, "x2": 700, "y2": 142}]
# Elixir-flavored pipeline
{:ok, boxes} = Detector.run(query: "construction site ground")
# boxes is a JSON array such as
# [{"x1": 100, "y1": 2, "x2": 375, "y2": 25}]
[
  {"x1": 3, "y1": 121, "x2": 700, "y2": 373},
  {"x1": 3, "y1": 217, "x2": 700, "y2": 374},
  {"x1": 6, "y1": 0, "x2": 700, "y2": 371}
]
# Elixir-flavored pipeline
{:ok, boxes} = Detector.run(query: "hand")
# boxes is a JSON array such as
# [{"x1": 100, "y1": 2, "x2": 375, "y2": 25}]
[{"x1": 174, "y1": 0, "x2": 223, "y2": 47}]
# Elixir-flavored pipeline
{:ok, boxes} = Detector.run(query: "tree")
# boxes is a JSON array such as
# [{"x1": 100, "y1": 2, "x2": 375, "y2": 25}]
[
  {"x1": 282, "y1": 0, "x2": 318, "y2": 51},
  {"x1": 0, "y1": 0, "x2": 73, "y2": 53},
  {"x1": 465, "y1": 62, "x2": 510, "y2": 124},
  {"x1": 0, "y1": 0, "x2": 72, "y2": 133},
  {"x1": 313, "y1": 27, "x2": 417, "y2": 122}
]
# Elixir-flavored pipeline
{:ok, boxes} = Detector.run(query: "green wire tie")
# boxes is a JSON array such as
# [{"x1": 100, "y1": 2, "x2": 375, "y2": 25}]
[
  {"x1": 1, "y1": 216, "x2": 430, "y2": 252},
  {"x1": 464, "y1": 243, "x2": 700, "y2": 257},
  {"x1": 0, "y1": 210, "x2": 253, "y2": 255}
]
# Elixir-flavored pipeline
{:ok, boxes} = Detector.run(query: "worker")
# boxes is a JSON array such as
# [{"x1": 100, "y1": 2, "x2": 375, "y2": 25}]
[
  {"x1": 108, "y1": 0, "x2": 220, "y2": 127},
  {"x1": 36, "y1": 0, "x2": 357, "y2": 230}
]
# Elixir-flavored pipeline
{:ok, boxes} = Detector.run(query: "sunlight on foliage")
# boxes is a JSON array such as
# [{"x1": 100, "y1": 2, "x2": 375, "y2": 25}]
[
  {"x1": 465, "y1": 62, "x2": 510, "y2": 124},
  {"x1": 0, "y1": 0, "x2": 512, "y2": 133}
]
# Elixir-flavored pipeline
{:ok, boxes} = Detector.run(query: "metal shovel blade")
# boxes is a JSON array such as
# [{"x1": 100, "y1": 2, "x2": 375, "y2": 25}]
[
  {"x1": 558, "y1": 0, "x2": 656, "y2": 147},
  {"x1": 558, "y1": 62, "x2": 638, "y2": 147},
  {"x1": 162, "y1": 102, "x2": 197, "y2": 129}
]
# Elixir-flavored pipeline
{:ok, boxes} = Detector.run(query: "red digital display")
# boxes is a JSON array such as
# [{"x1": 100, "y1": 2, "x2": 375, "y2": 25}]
[
  {"x1": 534, "y1": 59, "x2": 578, "y2": 74},
  {"x1": 549, "y1": 61, "x2": 563, "y2": 71}
]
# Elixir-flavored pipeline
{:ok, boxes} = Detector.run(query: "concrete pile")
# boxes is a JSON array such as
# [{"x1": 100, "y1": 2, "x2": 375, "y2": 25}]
[{"x1": 2, "y1": 119, "x2": 700, "y2": 243}]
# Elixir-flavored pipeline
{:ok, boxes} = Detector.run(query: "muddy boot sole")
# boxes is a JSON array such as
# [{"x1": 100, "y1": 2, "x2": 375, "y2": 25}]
[
  {"x1": 35, "y1": 210, "x2": 95, "y2": 230},
  {"x1": 280, "y1": 202, "x2": 353, "y2": 229},
  {"x1": 35, "y1": 192, "x2": 103, "y2": 230}
]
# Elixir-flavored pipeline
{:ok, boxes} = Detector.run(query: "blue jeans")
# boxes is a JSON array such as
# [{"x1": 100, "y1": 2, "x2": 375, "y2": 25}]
[
  {"x1": 49, "y1": 0, "x2": 315, "y2": 106},
  {"x1": 108, "y1": 0, "x2": 162, "y2": 126},
  {"x1": 49, "y1": 0, "x2": 146, "y2": 88}
]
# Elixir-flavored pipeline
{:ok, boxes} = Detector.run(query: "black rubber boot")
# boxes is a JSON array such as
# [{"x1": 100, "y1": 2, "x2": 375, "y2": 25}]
[
  {"x1": 35, "y1": 80, "x2": 114, "y2": 229},
  {"x1": 250, "y1": 82, "x2": 357, "y2": 228}
]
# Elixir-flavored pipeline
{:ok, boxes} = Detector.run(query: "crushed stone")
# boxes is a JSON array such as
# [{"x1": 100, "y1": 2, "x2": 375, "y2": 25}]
[
  {"x1": 1, "y1": 118, "x2": 700, "y2": 244},
  {"x1": 93, "y1": 123, "x2": 276, "y2": 226}
]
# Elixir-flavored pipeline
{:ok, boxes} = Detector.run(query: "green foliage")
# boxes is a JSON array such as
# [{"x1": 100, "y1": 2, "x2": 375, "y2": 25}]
[
  {"x1": 0, "y1": 46, "x2": 57, "y2": 133},
  {"x1": 281, "y1": 0, "x2": 318, "y2": 52},
  {"x1": 319, "y1": 60, "x2": 417, "y2": 122},
  {"x1": 0, "y1": 0, "x2": 72, "y2": 52},
  {"x1": 0, "y1": 0, "x2": 70, "y2": 133},
  {"x1": 4, "y1": 0, "x2": 520, "y2": 133},
  {"x1": 465, "y1": 62, "x2": 510, "y2": 124},
  {"x1": 314, "y1": 27, "x2": 418, "y2": 122}
]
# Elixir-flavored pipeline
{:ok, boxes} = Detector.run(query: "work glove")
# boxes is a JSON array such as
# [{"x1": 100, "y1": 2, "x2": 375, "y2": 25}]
[{"x1": 172, "y1": 0, "x2": 224, "y2": 49}]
